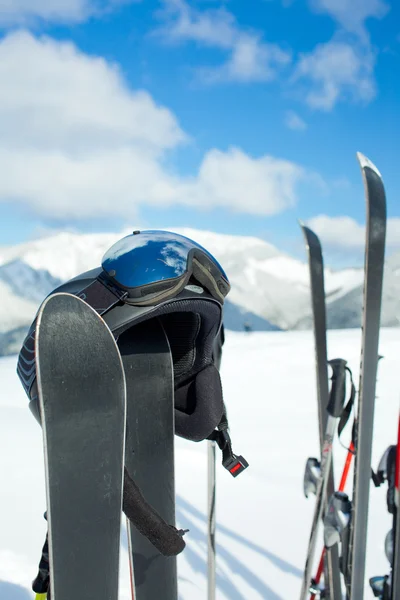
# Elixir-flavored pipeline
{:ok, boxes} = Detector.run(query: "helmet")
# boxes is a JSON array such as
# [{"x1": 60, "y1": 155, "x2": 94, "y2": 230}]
[{"x1": 17, "y1": 230, "x2": 247, "y2": 476}]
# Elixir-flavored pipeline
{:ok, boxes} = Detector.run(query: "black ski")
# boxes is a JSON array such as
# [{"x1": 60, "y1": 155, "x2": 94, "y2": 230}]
[
  {"x1": 300, "y1": 223, "x2": 342, "y2": 599},
  {"x1": 35, "y1": 292, "x2": 126, "y2": 600},
  {"x1": 346, "y1": 153, "x2": 387, "y2": 598},
  {"x1": 118, "y1": 319, "x2": 177, "y2": 600}
]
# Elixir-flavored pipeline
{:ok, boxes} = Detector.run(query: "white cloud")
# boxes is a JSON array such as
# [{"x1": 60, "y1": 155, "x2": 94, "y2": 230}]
[
  {"x1": 154, "y1": 0, "x2": 291, "y2": 83},
  {"x1": 184, "y1": 147, "x2": 304, "y2": 215},
  {"x1": 309, "y1": 0, "x2": 389, "y2": 37},
  {"x1": 0, "y1": 0, "x2": 140, "y2": 25},
  {"x1": 293, "y1": 40, "x2": 376, "y2": 110},
  {"x1": 0, "y1": 32, "x2": 185, "y2": 154},
  {"x1": 0, "y1": 31, "x2": 305, "y2": 220},
  {"x1": 307, "y1": 215, "x2": 400, "y2": 249},
  {"x1": 285, "y1": 110, "x2": 307, "y2": 131},
  {"x1": 200, "y1": 33, "x2": 290, "y2": 84},
  {"x1": 155, "y1": 0, "x2": 236, "y2": 49}
]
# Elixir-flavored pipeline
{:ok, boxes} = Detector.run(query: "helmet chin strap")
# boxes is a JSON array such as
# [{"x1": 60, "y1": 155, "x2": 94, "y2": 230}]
[{"x1": 207, "y1": 413, "x2": 249, "y2": 477}]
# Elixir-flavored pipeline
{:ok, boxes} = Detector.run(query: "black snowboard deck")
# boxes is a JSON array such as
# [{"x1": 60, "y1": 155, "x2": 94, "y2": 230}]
[{"x1": 36, "y1": 292, "x2": 126, "y2": 600}]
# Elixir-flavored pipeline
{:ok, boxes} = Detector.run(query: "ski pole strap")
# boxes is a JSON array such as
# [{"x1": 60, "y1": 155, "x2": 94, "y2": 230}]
[
  {"x1": 337, "y1": 366, "x2": 356, "y2": 440},
  {"x1": 207, "y1": 414, "x2": 249, "y2": 477},
  {"x1": 123, "y1": 467, "x2": 187, "y2": 556}
]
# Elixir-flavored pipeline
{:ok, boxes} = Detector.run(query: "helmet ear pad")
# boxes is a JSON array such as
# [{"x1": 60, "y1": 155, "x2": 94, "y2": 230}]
[{"x1": 174, "y1": 364, "x2": 224, "y2": 442}]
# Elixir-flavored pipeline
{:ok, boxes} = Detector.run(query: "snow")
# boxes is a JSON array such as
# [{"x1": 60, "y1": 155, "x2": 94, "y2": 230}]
[
  {"x1": 0, "y1": 231, "x2": 124, "y2": 282},
  {"x1": 1, "y1": 327, "x2": 399, "y2": 599}
]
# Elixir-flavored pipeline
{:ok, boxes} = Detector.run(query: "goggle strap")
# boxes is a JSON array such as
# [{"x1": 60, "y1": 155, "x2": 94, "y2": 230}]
[
  {"x1": 79, "y1": 276, "x2": 127, "y2": 315},
  {"x1": 192, "y1": 257, "x2": 225, "y2": 302}
]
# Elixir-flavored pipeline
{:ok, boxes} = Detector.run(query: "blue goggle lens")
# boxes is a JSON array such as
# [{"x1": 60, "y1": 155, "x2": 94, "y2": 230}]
[{"x1": 101, "y1": 230, "x2": 229, "y2": 294}]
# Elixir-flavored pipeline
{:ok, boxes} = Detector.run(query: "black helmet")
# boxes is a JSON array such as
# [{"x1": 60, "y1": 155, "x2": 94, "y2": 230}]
[{"x1": 17, "y1": 230, "x2": 247, "y2": 475}]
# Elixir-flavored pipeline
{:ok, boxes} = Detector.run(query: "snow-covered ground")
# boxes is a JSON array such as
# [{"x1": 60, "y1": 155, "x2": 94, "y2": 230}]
[{"x1": 1, "y1": 327, "x2": 399, "y2": 599}]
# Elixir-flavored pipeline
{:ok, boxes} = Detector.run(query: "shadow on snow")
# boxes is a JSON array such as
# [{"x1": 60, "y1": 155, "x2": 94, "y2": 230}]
[
  {"x1": 177, "y1": 495, "x2": 300, "y2": 600},
  {"x1": 0, "y1": 581, "x2": 32, "y2": 599},
  {"x1": 121, "y1": 494, "x2": 301, "y2": 599}
]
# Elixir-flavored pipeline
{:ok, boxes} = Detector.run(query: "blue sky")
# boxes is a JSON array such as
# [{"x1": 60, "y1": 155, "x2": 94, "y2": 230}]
[{"x1": 0, "y1": 0, "x2": 398, "y2": 266}]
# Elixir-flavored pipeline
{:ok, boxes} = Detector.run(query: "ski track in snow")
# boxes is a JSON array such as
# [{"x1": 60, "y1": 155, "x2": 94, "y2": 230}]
[{"x1": 1, "y1": 328, "x2": 399, "y2": 599}]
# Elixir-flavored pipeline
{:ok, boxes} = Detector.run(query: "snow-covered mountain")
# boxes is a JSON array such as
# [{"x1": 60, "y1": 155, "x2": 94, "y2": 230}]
[{"x1": 0, "y1": 227, "x2": 399, "y2": 356}]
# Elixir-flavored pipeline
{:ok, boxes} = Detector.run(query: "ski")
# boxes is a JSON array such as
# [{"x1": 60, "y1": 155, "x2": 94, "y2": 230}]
[
  {"x1": 346, "y1": 153, "x2": 387, "y2": 598},
  {"x1": 118, "y1": 319, "x2": 178, "y2": 600},
  {"x1": 370, "y1": 406, "x2": 400, "y2": 600},
  {"x1": 300, "y1": 222, "x2": 342, "y2": 600},
  {"x1": 369, "y1": 444, "x2": 396, "y2": 599},
  {"x1": 35, "y1": 292, "x2": 126, "y2": 600},
  {"x1": 299, "y1": 358, "x2": 348, "y2": 600},
  {"x1": 393, "y1": 417, "x2": 400, "y2": 599}
]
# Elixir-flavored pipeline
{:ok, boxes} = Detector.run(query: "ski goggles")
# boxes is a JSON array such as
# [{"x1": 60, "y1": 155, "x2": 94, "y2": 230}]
[{"x1": 101, "y1": 230, "x2": 230, "y2": 306}]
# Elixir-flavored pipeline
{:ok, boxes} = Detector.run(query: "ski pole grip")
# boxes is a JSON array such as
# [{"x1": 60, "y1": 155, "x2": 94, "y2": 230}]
[{"x1": 327, "y1": 359, "x2": 347, "y2": 417}]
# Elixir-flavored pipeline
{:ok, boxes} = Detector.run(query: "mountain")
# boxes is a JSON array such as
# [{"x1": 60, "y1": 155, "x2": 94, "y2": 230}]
[
  {"x1": 0, "y1": 227, "x2": 399, "y2": 356},
  {"x1": 222, "y1": 300, "x2": 280, "y2": 332}
]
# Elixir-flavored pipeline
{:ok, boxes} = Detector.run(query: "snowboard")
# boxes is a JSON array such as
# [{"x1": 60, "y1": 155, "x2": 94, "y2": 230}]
[{"x1": 35, "y1": 292, "x2": 126, "y2": 600}]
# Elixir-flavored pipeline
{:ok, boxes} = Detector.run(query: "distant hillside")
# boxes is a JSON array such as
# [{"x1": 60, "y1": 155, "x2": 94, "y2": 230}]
[{"x1": 0, "y1": 227, "x2": 399, "y2": 355}]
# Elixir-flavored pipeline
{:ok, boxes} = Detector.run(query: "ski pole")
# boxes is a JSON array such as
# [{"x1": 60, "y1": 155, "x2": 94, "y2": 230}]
[
  {"x1": 299, "y1": 358, "x2": 348, "y2": 600},
  {"x1": 310, "y1": 440, "x2": 355, "y2": 600},
  {"x1": 208, "y1": 440, "x2": 217, "y2": 600}
]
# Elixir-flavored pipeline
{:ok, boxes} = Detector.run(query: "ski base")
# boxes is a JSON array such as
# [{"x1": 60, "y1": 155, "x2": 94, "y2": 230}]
[{"x1": 36, "y1": 293, "x2": 126, "y2": 600}]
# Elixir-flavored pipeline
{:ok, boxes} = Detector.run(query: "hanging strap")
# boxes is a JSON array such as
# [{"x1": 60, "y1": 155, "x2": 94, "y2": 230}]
[
  {"x1": 33, "y1": 470, "x2": 189, "y2": 595},
  {"x1": 337, "y1": 365, "x2": 383, "y2": 488},
  {"x1": 337, "y1": 366, "x2": 356, "y2": 443},
  {"x1": 122, "y1": 467, "x2": 188, "y2": 555}
]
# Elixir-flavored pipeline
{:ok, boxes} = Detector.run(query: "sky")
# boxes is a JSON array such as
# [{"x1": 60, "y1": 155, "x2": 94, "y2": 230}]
[{"x1": 0, "y1": 0, "x2": 398, "y2": 266}]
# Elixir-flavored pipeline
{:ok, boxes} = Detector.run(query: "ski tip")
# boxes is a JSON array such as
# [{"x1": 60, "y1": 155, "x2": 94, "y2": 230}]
[
  {"x1": 298, "y1": 218, "x2": 306, "y2": 229},
  {"x1": 356, "y1": 152, "x2": 382, "y2": 177}
]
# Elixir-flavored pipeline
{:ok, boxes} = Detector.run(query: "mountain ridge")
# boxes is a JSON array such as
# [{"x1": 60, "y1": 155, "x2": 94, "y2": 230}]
[{"x1": 0, "y1": 227, "x2": 399, "y2": 355}]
